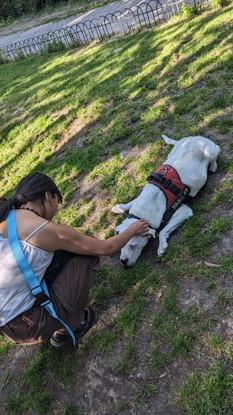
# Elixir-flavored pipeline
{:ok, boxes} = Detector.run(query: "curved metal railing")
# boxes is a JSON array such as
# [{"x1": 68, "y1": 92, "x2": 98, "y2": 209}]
[{"x1": 0, "y1": 0, "x2": 200, "y2": 61}]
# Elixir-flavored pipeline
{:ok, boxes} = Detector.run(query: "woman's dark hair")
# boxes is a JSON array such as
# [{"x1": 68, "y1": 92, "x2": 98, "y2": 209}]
[{"x1": 0, "y1": 172, "x2": 62, "y2": 222}]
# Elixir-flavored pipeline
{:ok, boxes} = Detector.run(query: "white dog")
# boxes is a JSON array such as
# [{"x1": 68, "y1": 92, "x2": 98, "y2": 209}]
[{"x1": 112, "y1": 135, "x2": 220, "y2": 266}]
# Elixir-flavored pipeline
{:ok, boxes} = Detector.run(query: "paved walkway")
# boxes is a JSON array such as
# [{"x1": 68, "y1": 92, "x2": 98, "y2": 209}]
[{"x1": 0, "y1": 0, "x2": 147, "y2": 48}]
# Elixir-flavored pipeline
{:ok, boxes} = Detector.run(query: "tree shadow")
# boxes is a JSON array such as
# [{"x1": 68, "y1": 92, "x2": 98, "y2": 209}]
[{"x1": 0, "y1": 6, "x2": 232, "y2": 204}]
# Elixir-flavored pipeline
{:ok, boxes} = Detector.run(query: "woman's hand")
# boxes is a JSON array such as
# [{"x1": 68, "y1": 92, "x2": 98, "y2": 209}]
[{"x1": 127, "y1": 220, "x2": 149, "y2": 235}]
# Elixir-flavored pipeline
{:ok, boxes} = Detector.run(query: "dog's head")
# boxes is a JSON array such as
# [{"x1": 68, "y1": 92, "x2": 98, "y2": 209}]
[{"x1": 116, "y1": 218, "x2": 155, "y2": 266}]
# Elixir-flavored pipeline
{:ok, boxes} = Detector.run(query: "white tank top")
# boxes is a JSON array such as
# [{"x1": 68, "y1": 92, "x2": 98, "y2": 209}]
[{"x1": 0, "y1": 224, "x2": 53, "y2": 326}]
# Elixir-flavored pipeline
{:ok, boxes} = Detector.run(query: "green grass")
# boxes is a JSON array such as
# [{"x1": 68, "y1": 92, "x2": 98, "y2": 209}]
[
  {"x1": 115, "y1": 340, "x2": 137, "y2": 374},
  {"x1": 148, "y1": 306, "x2": 201, "y2": 372},
  {"x1": 0, "y1": 335, "x2": 12, "y2": 357},
  {"x1": 178, "y1": 216, "x2": 232, "y2": 257},
  {"x1": 134, "y1": 383, "x2": 156, "y2": 404},
  {"x1": 80, "y1": 328, "x2": 117, "y2": 354},
  {"x1": 221, "y1": 255, "x2": 233, "y2": 273},
  {"x1": 0, "y1": 4, "x2": 233, "y2": 414},
  {"x1": 61, "y1": 403, "x2": 80, "y2": 415},
  {"x1": 215, "y1": 289, "x2": 231, "y2": 305},
  {"x1": 5, "y1": 345, "x2": 76, "y2": 414},
  {"x1": 207, "y1": 333, "x2": 223, "y2": 352},
  {"x1": 114, "y1": 289, "x2": 147, "y2": 336},
  {"x1": 163, "y1": 282, "x2": 178, "y2": 312},
  {"x1": 178, "y1": 359, "x2": 233, "y2": 415}
]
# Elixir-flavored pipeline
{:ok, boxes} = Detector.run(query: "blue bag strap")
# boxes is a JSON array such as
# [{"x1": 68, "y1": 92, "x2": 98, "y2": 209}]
[{"x1": 6, "y1": 209, "x2": 77, "y2": 347}]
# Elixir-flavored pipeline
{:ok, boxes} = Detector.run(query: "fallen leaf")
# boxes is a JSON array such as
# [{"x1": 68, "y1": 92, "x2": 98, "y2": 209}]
[{"x1": 203, "y1": 261, "x2": 220, "y2": 268}]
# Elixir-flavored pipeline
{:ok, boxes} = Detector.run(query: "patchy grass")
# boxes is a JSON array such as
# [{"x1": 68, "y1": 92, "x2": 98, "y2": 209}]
[
  {"x1": 0, "y1": 4, "x2": 233, "y2": 415},
  {"x1": 179, "y1": 216, "x2": 232, "y2": 257},
  {"x1": 0, "y1": 335, "x2": 13, "y2": 357},
  {"x1": 148, "y1": 305, "x2": 202, "y2": 372},
  {"x1": 4, "y1": 344, "x2": 76, "y2": 414},
  {"x1": 221, "y1": 254, "x2": 233, "y2": 273},
  {"x1": 177, "y1": 359, "x2": 233, "y2": 415},
  {"x1": 61, "y1": 403, "x2": 80, "y2": 415},
  {"x1": 115, "y1": 340, "x2": 137, "y2": 374},
  {"x1": 134, "y1": 382, "x2": 156, "y2": 404}
]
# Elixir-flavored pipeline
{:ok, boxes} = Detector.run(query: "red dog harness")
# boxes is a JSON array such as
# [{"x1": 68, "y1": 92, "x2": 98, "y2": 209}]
[
  {"x1": 128, "y1": 165, "x2": 190, "y2": 234},
  {"x1": 148, "y1": 165, "x2": 189, "y2": 209},
  {"x1": 147, "y1": 164, "x2": 190, "y2": 233}
]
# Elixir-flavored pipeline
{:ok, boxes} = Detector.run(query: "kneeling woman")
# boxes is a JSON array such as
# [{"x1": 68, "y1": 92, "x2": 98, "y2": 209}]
[{"x1": 0, "y1": 173, "x2": 148, "y2": 348}]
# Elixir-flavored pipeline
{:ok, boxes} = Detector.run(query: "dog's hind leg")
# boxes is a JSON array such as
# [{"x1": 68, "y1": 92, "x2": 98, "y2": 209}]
[
  {"x1": 208, "y1": 160, "x2": 218, "y2": 173},
  {"x1": 112, "y1": 198, "x2": 137, "y2": 214},
  {"x1": 157, "y1": 205, "x2": 193, "y2": 256}
]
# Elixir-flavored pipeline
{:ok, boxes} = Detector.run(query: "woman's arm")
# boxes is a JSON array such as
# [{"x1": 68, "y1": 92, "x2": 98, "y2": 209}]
[{"x1": 38, "y1": 220, "x2": 149, "y2": 256}]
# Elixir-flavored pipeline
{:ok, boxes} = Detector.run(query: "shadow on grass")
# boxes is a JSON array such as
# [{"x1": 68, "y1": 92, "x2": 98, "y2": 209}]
[
  {"x1": 1, "y1": 7, "x2": 232, "y2": 199},
  {"x1": 0, "y1": 6, "x2": 233, "y2": 413}
]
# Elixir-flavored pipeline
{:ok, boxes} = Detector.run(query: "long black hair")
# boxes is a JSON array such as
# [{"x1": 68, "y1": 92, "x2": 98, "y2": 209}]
[{"x1": 0, "y1": 172, "x2": 62, "y2": 222}]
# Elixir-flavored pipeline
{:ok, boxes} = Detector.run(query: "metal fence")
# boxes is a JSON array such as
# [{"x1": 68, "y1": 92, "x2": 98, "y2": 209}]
[{"x1": 0, "y1": 0, "x2": 202, "y2": 61}]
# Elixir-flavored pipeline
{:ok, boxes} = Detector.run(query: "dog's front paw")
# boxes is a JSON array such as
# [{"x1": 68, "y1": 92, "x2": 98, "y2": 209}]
[
  {"x1": 157, "y1": 240, "x2": 168, "y2": 257},
  {"x1": 112, "y1": 204, "x2": 125, "y2": 214},
  {"x1": 209, "y1": 161, "x2": 218, "y2": 173}
]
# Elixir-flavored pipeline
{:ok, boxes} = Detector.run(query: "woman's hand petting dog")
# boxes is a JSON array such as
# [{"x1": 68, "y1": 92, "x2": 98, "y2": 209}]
[{"x1": 128, "y1": 220, "x2": 149, "y2": 235}]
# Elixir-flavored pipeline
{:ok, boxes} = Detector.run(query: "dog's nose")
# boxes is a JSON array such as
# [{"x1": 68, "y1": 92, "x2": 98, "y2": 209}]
[{"x1": 120, "y1": 258, "x2": 128, "y2": 266}]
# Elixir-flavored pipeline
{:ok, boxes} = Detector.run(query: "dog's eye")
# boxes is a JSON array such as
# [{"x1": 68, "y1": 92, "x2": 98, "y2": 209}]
[{"x1": 130, "y1": 244, "x2": 137, "y2": 249}]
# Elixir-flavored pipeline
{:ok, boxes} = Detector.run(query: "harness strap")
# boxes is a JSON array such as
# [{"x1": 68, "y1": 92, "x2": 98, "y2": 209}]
[
  {"x1": 147, "y1": 172, "x2": 182, "y2": 197},
  {"x1": 6, "y1": 210, "x2": 77, "y2": 347},
  {"x1": 156, "y1": 186, "x2": 190, "y2": 233}
]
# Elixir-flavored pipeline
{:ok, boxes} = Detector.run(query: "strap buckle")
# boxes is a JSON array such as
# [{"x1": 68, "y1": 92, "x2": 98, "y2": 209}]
[
  {"x1": 35, "y1": 292, "x2": 51, "y2": 306},
  {"x1": 31, "y1": 286, "x2": 50, "y2": 305}
]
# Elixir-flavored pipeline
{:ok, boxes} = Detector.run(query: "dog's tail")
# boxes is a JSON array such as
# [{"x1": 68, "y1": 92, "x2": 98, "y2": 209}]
[{"x1": 162, "y1": 135, "x2": 177, "y2": 146}]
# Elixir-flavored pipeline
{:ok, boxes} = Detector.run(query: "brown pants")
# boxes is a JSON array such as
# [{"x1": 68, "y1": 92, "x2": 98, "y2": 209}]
[{"x1": 1, "y1": 253, "x2": 99, "y2": 345}]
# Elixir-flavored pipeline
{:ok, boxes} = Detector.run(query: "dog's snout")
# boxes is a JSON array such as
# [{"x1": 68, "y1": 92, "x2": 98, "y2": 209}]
[{"x1": 120, "y1": 258, "x2": 129, "y2": 266}]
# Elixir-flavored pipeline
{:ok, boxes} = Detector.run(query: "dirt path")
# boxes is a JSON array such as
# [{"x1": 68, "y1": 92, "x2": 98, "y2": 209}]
[
  {"x1": 0, "y1": 0, "x2": 144, "y2": 48},
  {"x1": 0, "y1": 1, "x2": 100, "y2": 36}
]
